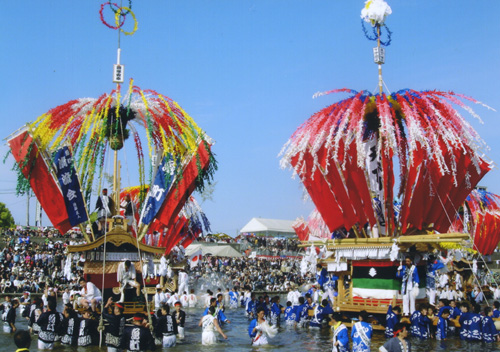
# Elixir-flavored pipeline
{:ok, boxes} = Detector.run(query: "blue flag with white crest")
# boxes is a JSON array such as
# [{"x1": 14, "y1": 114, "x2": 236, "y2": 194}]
[{"x1": 140, "y1": 153, "x2": 179, "y2": 225}]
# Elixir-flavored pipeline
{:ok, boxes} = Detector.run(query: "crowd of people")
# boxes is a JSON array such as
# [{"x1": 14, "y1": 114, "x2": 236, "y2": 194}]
[
  {"x1": 0, "y1": 233, "x2": 71, "y2": 294},
  {"x1": 6, "y1": 279, "x2": 500, "y2": 352},
  {"x1": 239, "y1": 259, "x2": 500, "y2": 351},
  {"x1": 190, "y1": 255, "x2": 307, "y2": 292},
  {"x1": 243, "y1": 236, "x2": 302, "y2": 255},
  {"x1": 0, "y1": 229, "x2": 307, "y2": 295},
  {"x1": 4, "y1": 228, "x2": 500, "y2": 352},
  {"x1": 2, "y1": 227, "x2": 81, "y2": 240}
]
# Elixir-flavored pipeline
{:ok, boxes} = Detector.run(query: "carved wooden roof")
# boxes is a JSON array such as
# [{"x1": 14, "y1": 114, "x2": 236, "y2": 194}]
[{"x1": 66, "y1": 231, "x2": 166, "y2": 255}]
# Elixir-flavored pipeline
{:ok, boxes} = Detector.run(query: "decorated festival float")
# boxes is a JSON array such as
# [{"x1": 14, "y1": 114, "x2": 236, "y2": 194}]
[
  {"x1": 281, "y1": 0, "x2": 500, "y2": 320},
  {"x1": 6, "y1": 1, "x2": 216, "y2": 314}
]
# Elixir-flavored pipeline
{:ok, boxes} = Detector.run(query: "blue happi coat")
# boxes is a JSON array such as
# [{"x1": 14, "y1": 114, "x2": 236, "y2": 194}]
[
  {"x1": 396, "y1": 265, "x2": 420, "y2": 295},
  {"x1": 469, "y1": 313, "x2": 482, "y2": 341},
  {"x1": 284, "y1": 306, "x2": 296, "y2": 324},
  {"x1": 333, "y1": 323, "x2": 350, "y2": 352},
  {"x1": 451, "y1": 307, "x2": 461, "y2": 320},
  {"x1": 459, "y1": 312, "x2": 471, "y2": 340},
  {"x1": 317, "y1": 268, "x2": 329, "y2": 289},
  {"x1": 410, "y1": 311, "x2": 430, "y2": 339},
  {"x1": 482, "y1": 316, "x2": 498, "y2": 343},
  {"x1": 246, "y1": 299, "x2": 257, "y2": 317},
  {"x1": 203, "y1": 306, "x2": 228, "y2": 325},
  {"x1": 493, "y1": 309, "x2": 500, "y2": 319},
  {"x1": 385, "y1": 305, "x2": 400, "y2": 338},
  {"x1": 229, "y1": 291, "x2": 239, "y2": 308},
  {"x1": 438, "y1": 306, "x2": 452, "y2": 317},
  {"x1": 436, "y1": 316, "x2": 448, "y2": 340},
  {"x1": 248, "y1": 319, "x2": 258, "y2": 339},
  {"x1": 460, "y1": 312, "x2": 482, "y2": 341},
  {"x1": 309, "y1": 304, "x2": 333, "y2": 328},
  {"x1": 351, "y1": 321, "x2": 372, "y2": 352},
  {"x1": 270, "y1": 303, "x2": 282, "y2": 326},
  {"x1": 295, "y1": 303, "x2": 310, "y2": 325},
  {"x1": 426, "y1": 260, "x2": 444, "y2": 289}
]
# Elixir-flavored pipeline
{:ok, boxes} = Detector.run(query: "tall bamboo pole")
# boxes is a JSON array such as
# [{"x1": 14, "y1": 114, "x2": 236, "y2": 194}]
[{"x1": 377, "y1": 25, "x2": 383, "y2": 95}]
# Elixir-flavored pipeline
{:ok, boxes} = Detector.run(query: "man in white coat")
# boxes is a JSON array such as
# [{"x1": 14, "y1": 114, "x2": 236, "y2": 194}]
[
  {"x1": 154, "y1": 284, "x2": 166, "y2": 311},
  {"x1": 177, "y1": 269, "x2": 189, "y2": 298},
  {"x1": 454, "y1": 271, "x2": 463, "y2": 292},
  {"x1": 187, "y1": 289, "x2": 198, "y2": 308},
  {"x1": 79, "y1": 278, "x2": 102, "y2": 312},
  {"x1": 439, "y1": 273, "x2": 449, "y2": 289},
  {"x1": 117, "y1": 260, "x2": 141, "y2": 302}
]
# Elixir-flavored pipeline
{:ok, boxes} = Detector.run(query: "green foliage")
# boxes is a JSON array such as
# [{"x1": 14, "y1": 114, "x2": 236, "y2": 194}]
[
  {"x1": 200, "y1": 180, "x2": 218, "y2": 203},
  {"x1": 102, "y1": 105, "x2": 133, "y2": 141},
  {"x1": 102, "y1": 123, "x2": 130, "y2": 140},
  {"x1": 89, "y1": 211, "x2": 98, "y2": 224},
  {"x1": 0, "y1": 202, "x2": 15, "y2": 228}
]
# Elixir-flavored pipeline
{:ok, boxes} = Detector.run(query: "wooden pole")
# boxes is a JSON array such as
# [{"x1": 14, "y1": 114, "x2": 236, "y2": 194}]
[
  {"x1": 299, "y1": 232, "x2": 470, "y2": 247},
  {"x1": 352, "y1": 226, "x2": 361, "y2": 239},
  {"x1": 26, "y1": 192, "x2": 30, "y2": 227},
  {"x1": 350, "y1": 264, "x2": 353, "y2": 306},
  {"x1": 377, "y1": 24, "x2": 383, "y2": 95},
  {"x1": 360, "y1": 226, "x2": 369, "y2": 238},
  {"x1": 113, "y1": 151, "x2": 119, "y2": 214}
]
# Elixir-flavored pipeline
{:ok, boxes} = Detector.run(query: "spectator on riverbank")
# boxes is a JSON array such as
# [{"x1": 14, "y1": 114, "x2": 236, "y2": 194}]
[
  {"x1": 190, "y1": 255, "x2": 307, "y2": 293},
  {"x1": 0, "y1": 230, "x2": 85, "y2": 294}
]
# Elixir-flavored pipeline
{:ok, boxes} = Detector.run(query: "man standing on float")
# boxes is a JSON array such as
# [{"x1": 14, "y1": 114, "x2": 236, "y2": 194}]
[
  {"x1": 426, "y1": 255, "x2": 444, "y2": 306},
  {"x1": 396, "y1": 256, "x2": 419, "y2": 316},
  {"x1": 95, "y1": 188, "x2": 114, "y2": 219}
]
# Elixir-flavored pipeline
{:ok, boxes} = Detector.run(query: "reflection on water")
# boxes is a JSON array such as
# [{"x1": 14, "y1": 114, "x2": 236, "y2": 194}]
[{"x1": 3, "y1": 303, "x2": 500, "y2": 351}]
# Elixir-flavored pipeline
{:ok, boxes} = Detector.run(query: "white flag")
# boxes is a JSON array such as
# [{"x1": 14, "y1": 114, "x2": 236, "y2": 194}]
[{"x1": 189, "y1": 249, "x2": 203, "y2": 269}]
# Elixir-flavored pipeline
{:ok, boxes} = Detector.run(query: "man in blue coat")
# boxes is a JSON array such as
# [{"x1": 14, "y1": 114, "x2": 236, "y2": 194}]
[
  {"x1": 426, "y1": 255, "x2": 444, "y2": 306},
  {"x1": 396, "y1": 256, "x2": 419, "y2": 316}
]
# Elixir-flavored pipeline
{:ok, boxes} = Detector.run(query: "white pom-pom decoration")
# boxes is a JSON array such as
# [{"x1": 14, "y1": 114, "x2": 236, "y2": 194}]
[{"x1": 361, "y1": 0, "x2": 392, "y2": 26}]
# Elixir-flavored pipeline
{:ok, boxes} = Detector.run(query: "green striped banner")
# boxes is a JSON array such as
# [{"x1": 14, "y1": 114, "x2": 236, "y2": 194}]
[{"x1": 352, "y1": 278, "x2": 401, "y2": 290}]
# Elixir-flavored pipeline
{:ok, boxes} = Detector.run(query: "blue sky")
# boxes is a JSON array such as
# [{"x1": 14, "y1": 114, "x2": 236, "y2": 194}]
[{"x1": 0, "y1": 1, "x2": 499, "y2": 235}]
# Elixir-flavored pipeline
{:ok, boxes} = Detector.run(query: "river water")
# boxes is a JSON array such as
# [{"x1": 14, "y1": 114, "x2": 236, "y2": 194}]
[{"x1": 3, "y1": 303, "x2": 500, "y2": 351}]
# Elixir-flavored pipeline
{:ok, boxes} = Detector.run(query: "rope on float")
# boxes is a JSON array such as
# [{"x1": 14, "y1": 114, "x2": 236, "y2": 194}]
[
  {"x1": 432, "y1": 180, "x2": 499, "y2": 306},
  {"x1": 120, "y1": 121, "x2": 154, "y2": 331},
  {"x1": 98, "y1": 142, "x2": 113, "y2": 348}
]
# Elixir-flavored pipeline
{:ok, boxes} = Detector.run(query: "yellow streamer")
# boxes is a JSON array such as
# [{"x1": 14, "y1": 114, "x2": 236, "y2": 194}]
[
  {"x1": 164, "y1": 101, "x2": 193, "y2": 153},
  {"x1": 439, "y1": 242, "x2": 477, "y2": 254},
  {"x1": 52, "y1": 114, "x2": 76, "y2": 148},
  {"x1": 160, "y1": 127, "x2": 172, "y2": 156},
  {"x1": 139, "y1": 90, "x2": 154, "y2": 161}
]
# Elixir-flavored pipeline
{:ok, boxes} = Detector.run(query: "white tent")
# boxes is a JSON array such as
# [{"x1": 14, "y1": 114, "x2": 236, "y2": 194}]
[
  {"x1": 185, "y1": 243, "x2": 243, "y2": 257},
  {"x1": 239, "y1": 217, "x2": 297, "y2": 238}
]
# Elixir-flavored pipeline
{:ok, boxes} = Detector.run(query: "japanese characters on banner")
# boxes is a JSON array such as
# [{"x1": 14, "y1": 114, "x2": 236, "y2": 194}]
[
  {"x1": 54, "y1": 147, "x2": 88, "y2": 227},
  {"x1": 139, "y1": 153, "x2": 179, "y2": 225},
  {"x1": 363, "y1": 136, "x2": 386, "y2": 235}
]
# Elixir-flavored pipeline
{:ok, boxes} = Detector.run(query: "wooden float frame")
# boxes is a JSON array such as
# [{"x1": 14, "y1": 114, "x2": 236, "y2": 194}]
[
  {"x1": 66, "y1": 231, "x2": 166, "y2": 255},
  {"x1": 302, "y1": 233, "x2": 471, "y2": 314}
]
